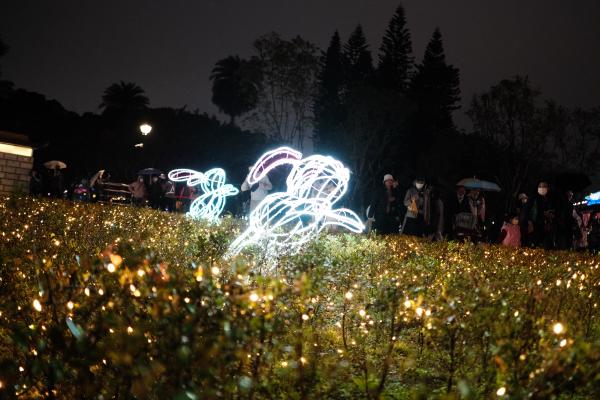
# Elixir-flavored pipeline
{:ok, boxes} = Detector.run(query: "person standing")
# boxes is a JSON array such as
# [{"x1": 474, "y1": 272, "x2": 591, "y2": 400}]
[
  {"x1": 129, "y1": 176, "x2": 147, "y2": 207},
  {"x1": 368, "y1": 174, "x2": 401, "y2": 234},
  {"x1": 445, "y1": 185, "x2": 470, "y2": 239},
  {"x1": 29, "y1": 169, "x2": 43, "y2": 196},
  {"x1": 241, "y1": 167, "x2": 272, "y2": 213},
  {"x1": 160, "y1": 174, "x2": 175, "y2": 211},
  {"x1": 468, "y1": 189, "x2": 486, "y2": 239},
  {"x1": 402, "y1": 178, "x2": 429, "y2": 237},
  {"x1": 521, "y1": 181, "x2": 556, "y2": 249},
  {"x1": 555, "y1": 190, "x2": 579, "y2": 250},
  {"x1": 426, "y1": 184, "x2": 445, "y2": 241},
  {"x1": 49, "y1": 166, "x2": 64, "y2": 198}
]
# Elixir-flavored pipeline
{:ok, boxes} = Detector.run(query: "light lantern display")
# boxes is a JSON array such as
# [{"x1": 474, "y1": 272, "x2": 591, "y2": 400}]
[
  {"x1": 168, "y1": 168, "x2": 238, "y2": 222},
  {"x1": 228, "y1": 146, "x2": 365, "y2": 258},
  {"x1": 585, "y1": 191, "x2": 600, "y2": 205}
]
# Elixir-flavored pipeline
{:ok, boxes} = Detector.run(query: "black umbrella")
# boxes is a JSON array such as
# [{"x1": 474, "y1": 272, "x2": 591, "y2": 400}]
[{"x1": 137, "y1": 168, "x2": 162, "y2": 176}]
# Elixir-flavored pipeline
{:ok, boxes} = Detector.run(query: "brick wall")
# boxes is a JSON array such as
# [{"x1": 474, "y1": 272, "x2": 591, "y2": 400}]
[{"x1": 0, "y1": 152, "x2": 32, "y2": 194}]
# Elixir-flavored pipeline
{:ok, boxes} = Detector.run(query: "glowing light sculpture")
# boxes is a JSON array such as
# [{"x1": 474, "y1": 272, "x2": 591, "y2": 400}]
[
  {"x1": 168, "y1": 168, "x2": 239, "y2": 222},
  {"x1": 585, "y1": 191, "x2": 600, "y2": 205},
  {"x1": 228, "y1": 146, "x2": 364, "y2": 259}
]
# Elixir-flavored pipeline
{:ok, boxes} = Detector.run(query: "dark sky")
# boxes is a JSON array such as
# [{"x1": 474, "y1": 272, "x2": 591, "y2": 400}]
[{"x1": 2, "y1": 0, "x2": 599, "y2": 129}]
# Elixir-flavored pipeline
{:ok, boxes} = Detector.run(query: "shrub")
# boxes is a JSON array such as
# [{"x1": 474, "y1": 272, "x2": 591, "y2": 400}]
[{"x1": 0, "y1": 197, "x2": 599, "y2": 399}]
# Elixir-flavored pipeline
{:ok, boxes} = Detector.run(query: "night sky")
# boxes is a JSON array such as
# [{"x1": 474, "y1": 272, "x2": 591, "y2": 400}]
[{"x1": 2, "y1": 0, "x2": 599, "y2": 129}]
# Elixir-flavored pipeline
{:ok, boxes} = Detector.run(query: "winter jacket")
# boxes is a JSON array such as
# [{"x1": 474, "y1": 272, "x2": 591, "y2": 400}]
[
  {"x1": 369, "y1": 186, "x2": 401, "y2": 221},
  {"x1": 241, "y1": 175, "x2": 272, "y2": 202},
  {"x1": 403, "y1": 187, "x2": 430, "y2": 224},
  {"x1": 129, "y1": 181, "x2": 147, "y2": 199},
  {"x1": 500, "y1": 223, "x2": 521, "y2": 247}
]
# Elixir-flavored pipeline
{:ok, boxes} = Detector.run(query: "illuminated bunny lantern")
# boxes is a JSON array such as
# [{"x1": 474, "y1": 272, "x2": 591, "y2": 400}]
[
  {"x1": 586, "y1": 191, "x2": 600, "y2": 205},
  {"x1": 168, "y1": 168, "x2": 239, "y2": 223},
  {"x1": 228, "y1": 147, "x2": 365, "y2": 257}
]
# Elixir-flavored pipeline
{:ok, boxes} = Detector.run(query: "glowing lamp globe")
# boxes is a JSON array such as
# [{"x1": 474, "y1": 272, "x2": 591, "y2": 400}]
[{"x1": 139, "y1": 123, "x2": 152, "y2": 136}]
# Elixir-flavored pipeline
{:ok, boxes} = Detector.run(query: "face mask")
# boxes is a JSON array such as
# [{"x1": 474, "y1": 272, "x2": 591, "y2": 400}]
[
  {"x1": 415, "y1": 183, "x2": 424, "y2": 190},
  {"x1": 538, "y1": 188, "x2": 548, "y2": 196}
]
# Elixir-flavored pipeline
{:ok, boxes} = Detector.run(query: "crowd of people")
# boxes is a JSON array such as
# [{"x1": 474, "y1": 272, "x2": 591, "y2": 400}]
[
  {"x1": 367, "y1": 174, "x2": 597, "y2": 252},
  {"x1": 29, "y1": 165, "x2": 600, "y2": 253}
]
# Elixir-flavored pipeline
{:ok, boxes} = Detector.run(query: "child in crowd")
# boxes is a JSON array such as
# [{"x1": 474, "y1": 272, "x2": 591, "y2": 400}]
[{"x1": 498, "y1": 214, "x2": 521, "y2": 248}]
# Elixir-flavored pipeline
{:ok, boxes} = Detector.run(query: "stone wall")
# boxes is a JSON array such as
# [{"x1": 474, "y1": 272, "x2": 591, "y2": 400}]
[{"x1": 0, "y1": 152, "x2": 32, "y2": 194}]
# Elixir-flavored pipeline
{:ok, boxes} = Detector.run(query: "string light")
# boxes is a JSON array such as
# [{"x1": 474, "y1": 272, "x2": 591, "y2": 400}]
[{"x1": 553, "y1": 322, "x2": 564, "y2": 335}]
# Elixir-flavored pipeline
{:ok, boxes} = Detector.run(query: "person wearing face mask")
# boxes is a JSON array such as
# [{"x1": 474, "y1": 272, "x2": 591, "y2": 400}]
[
  {"x1": 368, "y1": 174, "x2": 401, "y2": 234},
  {"x1": 520, "y1": 181, "x2": 556, "y2": 249},
  {"x1": 401, "y1": 178, "x2": 430, "y2": 237},
  {"x1": 129, "y1": 175, "x2": 147, "y2": 207}
]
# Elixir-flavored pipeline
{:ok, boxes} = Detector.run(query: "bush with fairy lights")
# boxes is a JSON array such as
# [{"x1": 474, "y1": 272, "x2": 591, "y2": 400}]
[{"x1": 1, "y1": 196, "x2": 599, "y2": 399}]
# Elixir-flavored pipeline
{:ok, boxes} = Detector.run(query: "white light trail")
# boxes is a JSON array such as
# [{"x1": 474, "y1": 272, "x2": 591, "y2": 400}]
[
  {"x1": 228, "y1": 147, "x2": 364, "y2": 259},
  {"x1": 168, "y1": 168, "x2": 238, "y2": 222}
]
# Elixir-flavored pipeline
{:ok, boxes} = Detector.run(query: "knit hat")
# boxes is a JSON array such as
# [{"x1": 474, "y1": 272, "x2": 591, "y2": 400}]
[{"x1": 383, "y1": 174, "x2": 394, "y2": 183}]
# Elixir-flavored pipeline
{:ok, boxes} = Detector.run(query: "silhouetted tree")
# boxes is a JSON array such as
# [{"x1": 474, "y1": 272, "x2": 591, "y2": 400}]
[
  {"x1": 247, "y1": 32, "x2": 319, "y2": 150},
  {"x1": 342, "y1": 85, "x2": 411, "y2": 209},
  {"x1": 410, "y1": 28, "x2": 460, "y2": 134},
  {"x1": 210, "y1": 55, "x2": 261, "y2": 125},
  {"x1": 545, "y1": 102, "x2": 600, "y2": 175},
  {"x1": 344, "y1": 25, "x2": 374, "y2": 84},
  {"x1": 313, "y1": 31, "x2": 346, "y2": 154},
  {"x1": 467, "y1": 76, "x2": 546, "y2": 210},
  {"x1": 377, "y1": 4, "x2": 413, "y2": 92},
  {"x1": 99, "y1": 81, "x2": 149, "y2": 112},
  {"x1": 0, "y1": 35, "x2": 8, "y2": 77}
]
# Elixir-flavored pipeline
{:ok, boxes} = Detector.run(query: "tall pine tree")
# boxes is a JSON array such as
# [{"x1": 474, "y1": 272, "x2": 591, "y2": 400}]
[
  {"x1": 410, "y1": 28, "x2": 460, "y2": 133},
  {"x1": 313, "y1": 31, "x2": 346, "y2": 153},
  {"x1": 377, "y1": 4, "x2": 413, "y2": 92},
  {"x1": 344, "y1": 25, "x2": 374, "y2": 84}
]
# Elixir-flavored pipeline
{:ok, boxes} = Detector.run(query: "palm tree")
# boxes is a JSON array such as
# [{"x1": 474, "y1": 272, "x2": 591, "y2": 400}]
[
  {"x1": 210, "y1": 55, "x2": 261, "y2": 125},
  {"x1": 99, "y1": 81, "x2": 149, "y2": 112}
]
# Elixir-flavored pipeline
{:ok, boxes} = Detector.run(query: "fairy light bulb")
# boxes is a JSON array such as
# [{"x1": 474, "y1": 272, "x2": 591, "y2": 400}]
[{"x1": 553, "y1": 322, "x2": 564, "y2": 335}]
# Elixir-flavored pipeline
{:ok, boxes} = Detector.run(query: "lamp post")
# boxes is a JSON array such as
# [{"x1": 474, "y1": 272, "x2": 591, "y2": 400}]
[{"x1": 139, "y1": 123, "x2": 152, "y2": 136}]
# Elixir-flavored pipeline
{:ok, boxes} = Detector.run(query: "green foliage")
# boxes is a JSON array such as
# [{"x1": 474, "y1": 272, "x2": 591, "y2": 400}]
[
  {"x1": 410, "y1": 28, "x2": 461, "y2": 133},
  {"x1": 99, "y1": 81, "x2": 150, "y2": 112},
  {"x1": 210, "y1": 55, "x2": 262, "y2": 125},
  {"x1": 377, "y1": 4, "x2": 414, "y2": 92},
  {"x1": 1, "y1": 197, "x2": 600, "y2": 399}
]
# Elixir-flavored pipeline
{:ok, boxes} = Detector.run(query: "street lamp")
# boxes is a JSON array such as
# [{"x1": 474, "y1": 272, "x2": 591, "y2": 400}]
[{"x1": 139, "y1": 123, "x2": 152, "y2": 136}]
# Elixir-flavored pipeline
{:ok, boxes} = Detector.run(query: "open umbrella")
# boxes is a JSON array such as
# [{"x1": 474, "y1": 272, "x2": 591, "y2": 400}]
[
  {"x1": 137, "y1": 168, "x2": 162, "y2": 176},
  {"x1": 44, "y1": 160, "x2": 67, "y2": 169},
  {"x1": 457, "y1": 177, "x2": 501, "y2": 192},
  {"x1": 89, "y1": 170, "x2": 105, "y2": 187}
]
